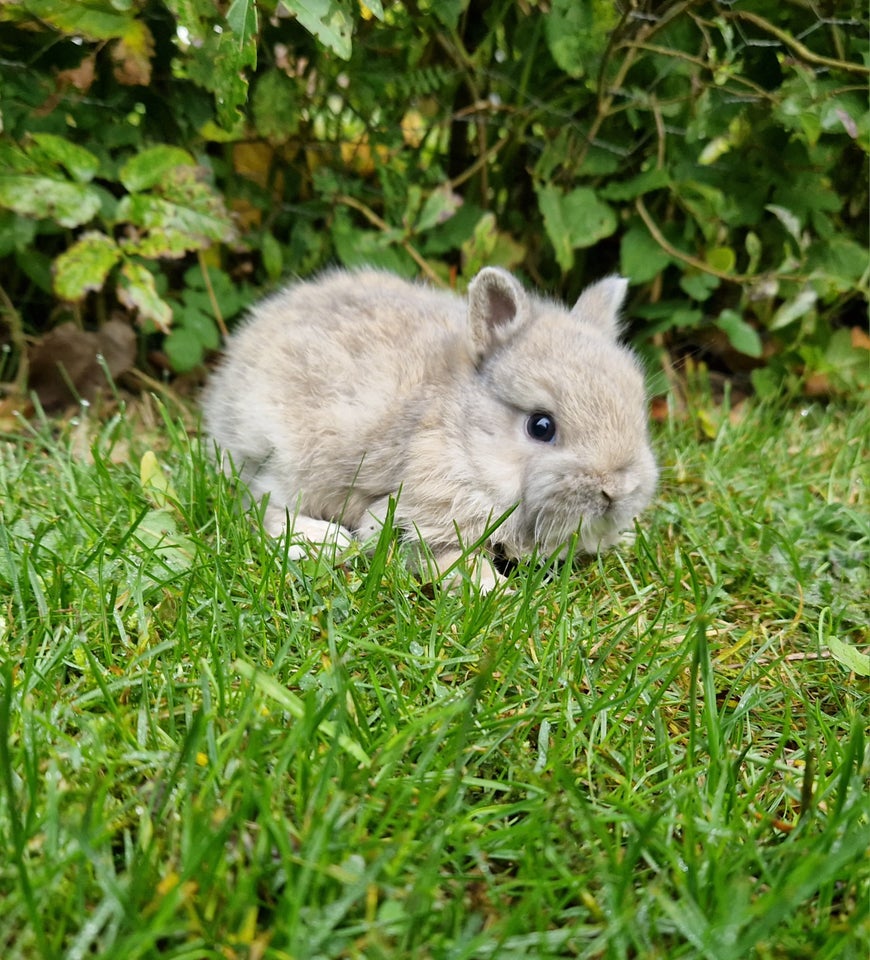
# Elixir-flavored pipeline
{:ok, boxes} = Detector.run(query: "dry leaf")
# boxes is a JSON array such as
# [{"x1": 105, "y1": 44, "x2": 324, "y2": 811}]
[
  {"x1": 803, "y1": 372, "x2": 831, "y2": 398},
  {"x1": 0, "y1": 393, "x2": 34, "y2": 432},
  {"x1": 27, "y1": 320, "x2": 136, "y2": 409},
  {"x1": 56, "y1": 54, "x2": 97, "y2": 93},
  {"x1": 111, "y1": 23, "x2": 155, "y2": 87}
]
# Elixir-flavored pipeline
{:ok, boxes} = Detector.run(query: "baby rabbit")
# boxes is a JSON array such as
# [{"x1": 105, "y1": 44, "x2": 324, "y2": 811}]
[{"x1": 202, "y1": 267, "x2": 658, "y2": 589}]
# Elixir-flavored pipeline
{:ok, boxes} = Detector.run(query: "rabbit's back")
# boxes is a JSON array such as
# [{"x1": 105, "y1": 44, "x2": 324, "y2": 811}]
[{"x1": 202, "y1": 269, "x2": 471, "y2": 522}]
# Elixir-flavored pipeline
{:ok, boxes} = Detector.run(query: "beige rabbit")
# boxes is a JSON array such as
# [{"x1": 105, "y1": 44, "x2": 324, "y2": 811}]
[{"x1": 202, "y1": 267, "x2": 658, "y2": 589}]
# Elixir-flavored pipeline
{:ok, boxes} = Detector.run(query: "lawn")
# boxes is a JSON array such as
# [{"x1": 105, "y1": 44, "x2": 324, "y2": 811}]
[{"x1": 0, "y1": 387, "x2": 867, "y2": 959}]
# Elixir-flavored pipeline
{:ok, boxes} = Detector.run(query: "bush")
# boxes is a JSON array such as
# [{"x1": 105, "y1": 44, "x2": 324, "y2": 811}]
[{"x1": 0, "y1": 0, "x2": 867, "y2": 398}]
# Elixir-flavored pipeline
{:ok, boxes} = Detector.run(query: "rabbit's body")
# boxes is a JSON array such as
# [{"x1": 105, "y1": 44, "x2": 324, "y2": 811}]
[{"x1": 202, "y1": 267, "x2": 657, "y2": 586}]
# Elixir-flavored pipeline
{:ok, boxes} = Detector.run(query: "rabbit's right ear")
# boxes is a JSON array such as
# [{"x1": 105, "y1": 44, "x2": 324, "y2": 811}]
[
  {"x1": 467, "y1": 268, "x2": 529, "y2": 358},
  {"x1": 569, "y1": 275, "x2": 628, "y2": 340}
]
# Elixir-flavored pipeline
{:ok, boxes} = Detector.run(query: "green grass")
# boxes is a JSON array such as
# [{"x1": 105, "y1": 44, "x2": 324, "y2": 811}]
[{"x1": 0, "y1": 389, "x2": 868, "y2": 959}]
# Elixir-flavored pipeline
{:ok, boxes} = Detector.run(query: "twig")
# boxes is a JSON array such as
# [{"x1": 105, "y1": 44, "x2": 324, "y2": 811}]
[
  {"x1": 624, "y1": 42, "x2": 775, "y2": 101},
  {"x1": 632, "y1": 196, "x2": 805, "y2": 286},
  {"x1": 725, "y1": 9, "x2": 870, "y2": 76},
  {"x1": 124, "y1": 366, "x2": 187, "y2": 407},
  {"x1": 0, "y1": 281, "x2": 28, "y2": 391},
  {"x1": 579, "y1": 1, "x2": 695, "y2": 170},
  {"x1": 334, "y1": 194, "x2": 446, "y2": 286},
  {"x1": 197, "y1": 249, "x2": 228, "y2": 339},
  {"x1": 448, "y1": 133, "x2": 511, "y2": 191},
  {"x1": 634, "y1": 196, "x2": 750, "y2": 282}
]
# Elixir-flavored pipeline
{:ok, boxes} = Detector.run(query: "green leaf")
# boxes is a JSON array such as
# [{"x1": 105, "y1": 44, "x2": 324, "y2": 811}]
[
  {"x1": 181, "y1": 265, "x2": 249, "y2": 317},
  {"x1": 679, "y1": 271, "x2": 720, "y2": 302},
  {"x1": 29, "y1": 134, "x2": 100, "y2": 183},
  {"x1": 825, "y1": 635, "x2": 870, "y2": 676},
  {"x1": 120, "y1": 146, "x2": 197, "y2": 193},
  {"x1": 135, "y1": 508, "x2": 196, "y2": 573},
  {"x1": 806, "y1": 237, "x2": 870, "y2": 293},
  {"x1": 261, "y1": 231, "x2": 283, "y2": 282},
  {"x1": 140, "y1": 450, "x2": 180, "y2": 511},
  {"x1": 0, "y1": 210, "x2": 37, "y2": 257},
  {"x1": 178, "y1": 307, "x2": 220, "y2": 351},
  {"x1": 823, "y1": 329, "x2": 869, "y2": 383},
  {"x1": 52, "y1": 231, "x2": 121, "y2": 301},
  {"x1": 545, "y1": 0, "x2": 619, "y2": 79},
  {"x1": 331, "y1": 211, "x2": 415, "y2": 276},
  {"x1": 10, "y1": 0, "x2": 133, "y2": 40},
  {"x1": 162, "y1": 0, "x2": 216, "y2": 44},
  {"x1": 420, "y1": 203, "x2": 484, "y2": 257},
  {"x1": 0, "y1": 175, "x2": 102, "y2": 228},
  {"x1": 288, "y1": 0, "x2": 354, "y2": 60},
  {"x1": 0, "y1": 141, "x2": 37, "y2": 174},
  {"x1": 429, "y1": 0, "x2": 462, "y2": 28},
  {"x1": 182, "y1": 1, "x2": 257, "y2": 129},
  {"x1": 715, "y1": 309, "x2": 763, "y2": 359},
  {"x1": 744, "y1": 232, "x2": 762, "y2": 275},
  {"x1": 599, "y1": 168, "x2": 670, "y2": 202},
  {"x1": 537, "y1": 185, "x2": 617, "y2": 272},
  {"x1": 706, "y1": 246, "x2": 736, "y2": 274},
  {"x1": 620, "y1": 224, "x2": 671, "y2": 284},
  {"x1": 770, "y1": 288, "x2": 818, "y2": 330},
  {"x1": 116, "y1": 170, "x2": 236, "y2": 255},
  {"x1": 416, "y1": 185, "x2": 463, "y2": 234},
  {"x1": 460, "y1": 213, "x2": 525, "y2": 278},
  {"x1": 766, "y1": 204, "x2": 804, "y2": 245},
  {"x1": 252, "y1": 70, "x2": 301, "y2": 143},
  {"x1": 225, "y1": 0, "x2": 258, "y2": 40},
  {"x1": 164, "y1": 325, "x2": 206, "y2": 372},
  {"x1": 118, "y1": 261, "x2": 173, "y2": 332}
]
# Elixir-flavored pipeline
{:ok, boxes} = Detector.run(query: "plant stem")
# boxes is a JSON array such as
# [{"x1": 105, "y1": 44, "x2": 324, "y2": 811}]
[
  {"x1": 197, "y1": 250, "x2": 229, "y2": 339},
  {"x1": 725, "y1": 9, "x2": 870, "y2": 76},
  {"x1": 0, "y1": 281, "x2": 28, "y2": 391},
  {"x1": 335, "y1": 194, "x2": 445, "y2": 286}
]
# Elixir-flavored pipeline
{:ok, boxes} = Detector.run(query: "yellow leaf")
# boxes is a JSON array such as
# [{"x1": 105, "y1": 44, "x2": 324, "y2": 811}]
[
  {"x1": 156, "y1": 871, "x2": 181, "y2": 897},
  {"x1": 140, "y1": 450, "x2": 179, "y2": 509},
  {"x1": 401, "y1": 109, "x2": 426, "y2": 148},
  {"x1": 696, "y1": 408, "x2": 717, "y2": 440}
]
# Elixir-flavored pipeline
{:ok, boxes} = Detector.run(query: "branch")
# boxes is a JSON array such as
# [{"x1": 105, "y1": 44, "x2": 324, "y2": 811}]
[
  {"x1": 725, "y1": 10, "x2": 870, "y2": 76},
  {"x1": 197, "y1": 250, "x2": 228, "y2": 339},
  {"x1": 334, "y1": 194, "x2": 446, "y2": 287},
  {"x1": 635, "y1": 196, "x2": 773, "y2": 285}
]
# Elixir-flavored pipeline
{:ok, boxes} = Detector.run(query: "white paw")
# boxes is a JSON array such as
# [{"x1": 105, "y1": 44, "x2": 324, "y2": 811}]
[{"x1": 263, "y1": 507, "x2": 354, "y2": 558}]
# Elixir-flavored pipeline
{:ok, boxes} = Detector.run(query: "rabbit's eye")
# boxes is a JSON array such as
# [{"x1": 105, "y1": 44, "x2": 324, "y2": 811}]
[{"x1": 526, "y1": 412, "x2": 556, "y2": 443}]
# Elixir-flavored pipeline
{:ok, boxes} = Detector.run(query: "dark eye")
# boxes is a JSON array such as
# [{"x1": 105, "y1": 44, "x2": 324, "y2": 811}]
[{"x1": 526, "y1": 412, "x2": 556, "y2": 443}]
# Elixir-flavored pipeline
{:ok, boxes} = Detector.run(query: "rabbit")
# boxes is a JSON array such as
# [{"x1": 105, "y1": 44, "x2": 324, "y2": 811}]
[{"x1": 201, "y1": 266, "x2": 658, "y2": 590}]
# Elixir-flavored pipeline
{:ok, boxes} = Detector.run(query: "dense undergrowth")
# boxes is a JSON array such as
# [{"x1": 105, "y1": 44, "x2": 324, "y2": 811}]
[{"x1": 0, "y1": 0, "x2": 868, "y2": 404}]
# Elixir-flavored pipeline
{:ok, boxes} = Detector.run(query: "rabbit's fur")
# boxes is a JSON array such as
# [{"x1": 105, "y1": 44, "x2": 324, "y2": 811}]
[{"x1": 202, "y1": 267, "x2": 658, "y2": 588}]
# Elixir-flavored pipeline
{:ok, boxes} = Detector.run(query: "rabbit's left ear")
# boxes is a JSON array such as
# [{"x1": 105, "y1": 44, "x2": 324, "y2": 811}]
[
  {"x1": 570, "y1": 276, "x2": 628, "y2": 340},
  {"x1": 467, "y1": 268, "x2": 530, "y2": 358}
]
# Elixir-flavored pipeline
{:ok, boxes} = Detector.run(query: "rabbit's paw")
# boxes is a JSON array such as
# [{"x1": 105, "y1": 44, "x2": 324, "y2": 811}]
[{"x1": 264, "y1": 507, "x2": 354, "y2": 559}]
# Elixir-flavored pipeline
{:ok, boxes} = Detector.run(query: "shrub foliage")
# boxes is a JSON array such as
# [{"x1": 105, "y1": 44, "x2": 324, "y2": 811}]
[{"x1": 0, "y1": 0, "x2": 867, "y2": 393}]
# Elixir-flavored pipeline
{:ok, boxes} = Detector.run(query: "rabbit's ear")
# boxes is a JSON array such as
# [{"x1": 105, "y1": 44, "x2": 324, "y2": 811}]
[
  {"x1": 569, "y1": 276, "x2": 628, "y2": 340},
  {"x1": 467, "y1": 268, "x2": 529, "y2": 357}
]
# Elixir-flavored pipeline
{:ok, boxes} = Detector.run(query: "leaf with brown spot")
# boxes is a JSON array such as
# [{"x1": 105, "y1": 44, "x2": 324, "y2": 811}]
[
  {"x1": 118, "y1": 261, "x2": 173, "y2": 332},
  {"x1": 111, "y1": 21, "x2": 155, "y2": 86}
]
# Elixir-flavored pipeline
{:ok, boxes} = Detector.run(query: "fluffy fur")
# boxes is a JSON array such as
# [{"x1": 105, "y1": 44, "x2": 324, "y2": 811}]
[{"x1": 202, "y1": 267, "x2": 658, "y2": 587}]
